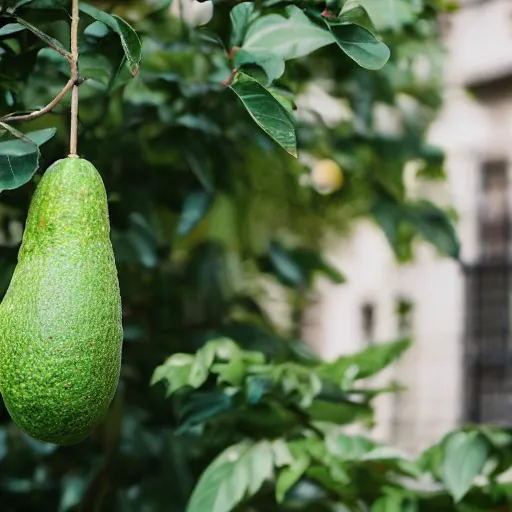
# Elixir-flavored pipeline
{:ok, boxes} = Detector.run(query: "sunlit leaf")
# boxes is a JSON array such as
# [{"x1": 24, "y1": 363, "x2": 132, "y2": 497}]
[
  {"x1": 230, "y1": 1, "x2": 256, "y2": 47},
  {"x1": 243, "y1": 6, "x2": 334, "y2": 60},
  {"x1": 442, "y1": 432, "x2": 488, "y2": 502},
  {"x1": 187, "y1": 441, "x2": 274, "y2": 512},
  {"x1": 276, "y1": 454, "x2": 309, "y2": 502},
  {"x1": 234, "y1": 49, "x2": 285, "y2": 84}
]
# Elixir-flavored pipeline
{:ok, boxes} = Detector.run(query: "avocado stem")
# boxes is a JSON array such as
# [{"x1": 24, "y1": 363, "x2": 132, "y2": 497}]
[{"x1": 69, "y1": 0, "x2": 80, "y2": 157}]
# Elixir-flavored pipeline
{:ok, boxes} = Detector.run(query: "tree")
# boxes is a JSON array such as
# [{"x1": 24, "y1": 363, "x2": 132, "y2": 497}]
[{"x1": 0, "y1": 0, "x2": 507, "y2": 511}]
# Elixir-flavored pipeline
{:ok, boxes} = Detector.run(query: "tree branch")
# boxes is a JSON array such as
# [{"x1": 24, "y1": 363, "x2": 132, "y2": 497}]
[
  {"x1": 0, "y1": 7, "x2": 82, "y2": 146},
  {"x1": 0, "y1": 79, "x2": 74, "y2": 123}
]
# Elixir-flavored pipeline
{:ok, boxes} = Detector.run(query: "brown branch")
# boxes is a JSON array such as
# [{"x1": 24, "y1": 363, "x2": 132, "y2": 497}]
[
  {"x1": 69, "y1": 0, "x2": 79, "y2": 156},
  {"x1": 1, "y1": 79, "x2": 74, "y2": 123},
  {"x1": 1, "y1": 8, "x2": 82, "y2": 128}
]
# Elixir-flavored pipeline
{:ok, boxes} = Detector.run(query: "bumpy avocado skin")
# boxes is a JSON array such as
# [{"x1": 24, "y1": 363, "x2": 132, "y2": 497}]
[{"x1": 0, "y1": 157, "x2": 122, "y2": 446}]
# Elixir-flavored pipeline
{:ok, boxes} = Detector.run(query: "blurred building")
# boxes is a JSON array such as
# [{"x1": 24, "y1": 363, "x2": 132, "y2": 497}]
[{"x1": 304, "y1": 0, "x2": 512, "y2": 455}]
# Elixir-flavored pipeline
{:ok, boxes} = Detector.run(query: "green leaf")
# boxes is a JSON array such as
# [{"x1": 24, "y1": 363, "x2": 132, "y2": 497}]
[
  {"x1": 176, "y1": 114, "x2": 221, "y2": 136},
  {"x1": 0, "y1": 23, "x2": 25, "y2": 36},
  {"x1": 290, "y1": 248, "x2": 345, "y2": 285},
  {"x1": 306, "y1": 399, "x2": 373, "y2": 424},
  {"x1": 372, "y1": 195, "x2": 460, "y2": 260},
  {"x1": 276, "y1": 453, "x2": 310, "y2": 502},
  {"x1": 150, "y1": 353, "x2": 195, "y2": 395},
  {"x1": 271, "y1": 439, "x2": 294, "y2": 467},
  {"x1": 371, "y1": 493, "x2": 417, "y2": 512},
  {"x1": 243, "y1": 6, "x2": 334, "y2": 61},
  {"x1": 230, "y1": 72, "x2": 297, "y2": 157},
  {"x1": 325, "y1": 22, "x2": 390, "y2": 70},
  {"x1": 410, "y1": 200, "x2": 460, "y2": 259},
  {"x1": 354, "y1": 0, "x2": 418, "y2": 31},
  {"x1": 316, "y1": 338, "x2": 411, "y2": 383},
  {"x1": 79, "y1": 52, "x2": 112, "y2": 86},
  {"x1": 79, "y1": 2, "x2": 142, "y2": 76},
  {"x1": 230, "y1": 2, "x2": 255, "y2": 47},
  {"x1": 233, "y1": 49, "x2": 285, "y2": 85},
  {"x1": 441, "y1": 432, "x2": 488, "y2": 503},
  {"x1": 186, "y1": 441, "x2": 274, "y2": 512},
  {"x1": 268, "y1": 241, "x2": 307, "y2": 287},
  {"x1": 337, "y1": 2, "x2": 376, "y2": 33},
  {"x1": 177, "y1": 190, "x2": 212, "y2": 237},
  {"x1": 14, "y1": 0, "x2": 69, "y2": 9},
  {"x1": 177, "y1": 391, "x2": 236, "y2": 432},
  {"x1": 151, "y1": 339, "x2": 251, "y2": 395},
  {"x1": 0, "y1": 126, "x2": 56, "y2": 191},
  {"x1": 59, "y1": 475, "x2": 87, "y2": 512}
]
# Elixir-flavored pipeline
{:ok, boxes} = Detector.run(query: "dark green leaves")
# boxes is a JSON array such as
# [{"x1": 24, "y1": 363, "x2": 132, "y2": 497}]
[
  {"x1": 177, "y1": 190, "x2": 212, "y2": 237},
  {"x1": 268, "y1": 241, "x2": 307, "y2": 287},
  {"x1": 441, "y1": 432, "x2": 489, "y2": 503},
  {"x1": 372, "y1": 195, "x2": 460, "y2": 260},
  {"x1": 264, "y1": 242, "x2": 345, "y2": 288},
  {"x1": 79, "y1": 2, "x2": 142, "y2": 75},
  {"x1": 230, "y1": 72, "x2": 297, "y2": 157},
  {"x1": 0, "y1": 126, "x2": 56, "y2": 191},
  {"x1": 13, "y1": 0, "x2": 69, "y2": 10}
]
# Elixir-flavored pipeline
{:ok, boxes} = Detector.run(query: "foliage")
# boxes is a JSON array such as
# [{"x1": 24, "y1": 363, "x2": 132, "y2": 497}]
[
  {"x1": 153, "y1": 338, "x2": 512, "y2": 512},
  {"x1": 0, "y1": 0, "x2": 498, "y2": 511}
]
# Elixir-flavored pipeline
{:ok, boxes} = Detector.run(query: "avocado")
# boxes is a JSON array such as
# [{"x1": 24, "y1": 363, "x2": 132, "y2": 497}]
[{"x1": 0, "y1": 157, "x2": 123, "y2": 446}]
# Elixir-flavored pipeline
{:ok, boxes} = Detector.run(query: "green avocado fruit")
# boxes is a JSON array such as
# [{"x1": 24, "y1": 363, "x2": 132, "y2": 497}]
[{"x1": 0, "y1": 157, "x2": 123, "y2": 446}]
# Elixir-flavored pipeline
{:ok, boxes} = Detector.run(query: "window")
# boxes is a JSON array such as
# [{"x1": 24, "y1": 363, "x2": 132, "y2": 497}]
[
  {"x1": 361, "y1": 302, "x2": 375, "y2": 345},
  {"x1": 464, "y1": 159, "x2": 512, "y2": 423},
  {"x1": 395, "y1": 297, "x2": 414, "y2": 338},
  {"x1": 478, "y1": 160, "x2": 509, "y2": 261}
]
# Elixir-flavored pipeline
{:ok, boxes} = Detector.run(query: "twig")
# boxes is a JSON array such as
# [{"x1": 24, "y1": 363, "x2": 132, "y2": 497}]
[
  {"x1": 1, "y1": 79, "x2": 74, "y2": 123},
  {"x1": 15, "y1": 16, "x2": 73, "y2": 62},
  {"x1": 1, "y1": 4, "x2": 81, "y2": 147},
  {"x1": 69, "y1": 0, "x2": 80, "y2": 156}
]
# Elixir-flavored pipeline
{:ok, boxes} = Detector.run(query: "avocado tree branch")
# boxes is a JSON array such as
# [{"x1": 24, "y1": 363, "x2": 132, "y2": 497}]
[
  {"x1": 1, "y1": 7, "x2": 82, "y2": 131},
  {"x1": 69, "y1": 0, "x2": 80, "y2": 156},
  {"x1": 0, "y1": 79, "x2": 74, "y2": 123}
]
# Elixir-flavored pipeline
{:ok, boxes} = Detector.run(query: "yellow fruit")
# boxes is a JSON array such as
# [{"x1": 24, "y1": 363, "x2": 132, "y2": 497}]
[{"x1": 311, "y1": 159, "x2": 344, "y2": 195}]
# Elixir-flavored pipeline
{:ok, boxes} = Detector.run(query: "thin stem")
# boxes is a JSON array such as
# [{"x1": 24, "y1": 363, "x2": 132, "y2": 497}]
[
  {"x1": 69, "y1": 0, "x2": 80, "y2": 156},
  {"x1": 1, "y1": 79, "x2": 74, "y2": 123}
]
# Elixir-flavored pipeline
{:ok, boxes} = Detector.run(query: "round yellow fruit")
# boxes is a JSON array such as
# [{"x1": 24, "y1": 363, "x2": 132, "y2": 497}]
[{"x1": 311, "y1": 159, "x2": 344, "y2": 195}]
